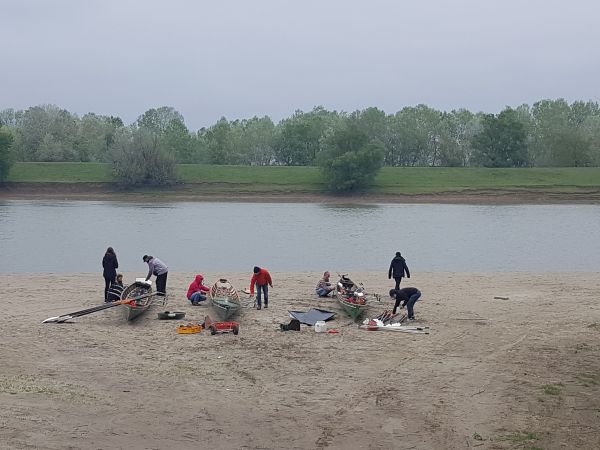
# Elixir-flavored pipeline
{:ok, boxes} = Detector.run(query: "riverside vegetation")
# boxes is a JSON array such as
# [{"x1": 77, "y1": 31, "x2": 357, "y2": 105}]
[{"x1": 2, "y1": 99, "x2": 600, "y2": 192}]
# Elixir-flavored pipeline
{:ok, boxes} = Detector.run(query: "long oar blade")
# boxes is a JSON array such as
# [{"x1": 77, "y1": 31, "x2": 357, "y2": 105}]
[
  {"x1": 42, "y1": 315, "x2": 73, "y2": 324},
  {"x1": 42, "y1": 300, "x2": 125, "y2": 324}
]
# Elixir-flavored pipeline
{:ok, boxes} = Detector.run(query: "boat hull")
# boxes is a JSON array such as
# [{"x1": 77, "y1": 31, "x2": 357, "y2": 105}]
[
  {"x1": 211, "y1": 298, "x2": 241, "y2": 321},
  {"x1": 209, "y1": 279, "x2": 241, "y2": 321},
  {"x1": 335, "y1": 275, "x2": 368, "y2": 321},
  {"x1": 120, "y1": 281, "x2": 154, "y2": 321},
  {"x1": 336, "y1": 295, "x2": 367, "y2": 321},
  {"x1": 122, "y1": 303, "x2": 150, "y2": 321}
]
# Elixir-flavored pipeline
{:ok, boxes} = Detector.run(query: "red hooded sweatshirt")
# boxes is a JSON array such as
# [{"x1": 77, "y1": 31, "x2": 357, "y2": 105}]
[
  {"x1": 250, "y1": 268, "x2": 272, "y2": 294},
  {"x1": 187, "y1": 275, "x2": 210, "y2": 300}
]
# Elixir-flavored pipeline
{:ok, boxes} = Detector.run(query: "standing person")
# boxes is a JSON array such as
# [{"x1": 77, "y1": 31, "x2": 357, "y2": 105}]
[
  {"x1": 143, "y1": 255, "x2": 168, "y2": 296},
  {"x1": 389, "y1": 287, "x2": 422, "y2": 319},
  {"x1": 388, "y1": 251, "x2": 410, "y2": 290},
  {"x1": 102, "y1": 247, "x2": 119, "y2": 302},
  {"x1": 187, "y1": 274, "x2": 210, "y2": 305},
  {"x1": 315, "y1": 271, "x2": 334, "y2": 297},
  {"x1": 250, "y1": 266, "x2": 273, "y2": 310}
]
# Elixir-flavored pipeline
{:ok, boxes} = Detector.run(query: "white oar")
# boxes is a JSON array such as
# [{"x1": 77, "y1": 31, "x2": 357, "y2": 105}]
[{"x1": 42, "y1": 291, "x2": 156, "y2": 323}]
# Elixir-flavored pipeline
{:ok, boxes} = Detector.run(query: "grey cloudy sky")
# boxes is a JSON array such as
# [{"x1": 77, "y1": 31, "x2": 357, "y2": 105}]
[{"x1": 2, "y1": 0, "x2": 599, "y2": 130}]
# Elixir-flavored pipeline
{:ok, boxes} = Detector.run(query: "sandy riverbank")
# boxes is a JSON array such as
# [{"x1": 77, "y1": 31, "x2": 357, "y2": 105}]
[{"x1": 1, "y1": 272, "x2": 599, "y2": 449}]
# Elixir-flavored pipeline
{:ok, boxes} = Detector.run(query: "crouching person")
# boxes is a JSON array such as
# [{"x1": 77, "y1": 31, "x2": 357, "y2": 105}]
[
  {"x1": 187, "y1": 274, "x2": 210, "y2": 305},
  {"x1": 315, "y1": 271, "x2": 334, "y2": 297}
]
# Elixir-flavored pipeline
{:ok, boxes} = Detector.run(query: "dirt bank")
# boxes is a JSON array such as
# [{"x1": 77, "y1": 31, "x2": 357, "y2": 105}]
[{"x1": 2, "y1": 182, "x2": 600, "y2": 204}]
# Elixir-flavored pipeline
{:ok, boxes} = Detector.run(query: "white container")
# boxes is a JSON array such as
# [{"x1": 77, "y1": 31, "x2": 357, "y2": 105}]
[{"x1": 314, "y1": 321, "x2": 327, "y2": 333}]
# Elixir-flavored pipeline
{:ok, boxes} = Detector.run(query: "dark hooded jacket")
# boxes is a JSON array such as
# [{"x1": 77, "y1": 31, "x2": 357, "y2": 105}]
[
  {"x1": 102, "y1": 253, "x2": 119, "y2": 279},
  {"x1": 388, "y1": 255, "x2": 410, "y2": 279}
]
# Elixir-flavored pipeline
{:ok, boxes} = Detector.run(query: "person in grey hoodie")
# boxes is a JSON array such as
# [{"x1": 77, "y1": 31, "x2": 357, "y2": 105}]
[
  {"x1": 143, "y1": 255, "x2": 168, "y2": 296},
  {"x1": 388, "y1": 251, "x2": 410, "y2": 290}
]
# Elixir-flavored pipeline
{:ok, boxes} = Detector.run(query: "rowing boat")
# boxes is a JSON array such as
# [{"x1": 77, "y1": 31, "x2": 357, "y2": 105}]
[
  {"x1": 209, "y1": 278, "x2": 241, "y2": 321},
  {"x1": 335, "y1": 274, "x2": 368, "y2": 321},
  {"x1": 120, "y1": 280, "x2": 156, "y2": 321},
  {"x1": 42, "y1": 279, "x2": 163, "y2": 324}
]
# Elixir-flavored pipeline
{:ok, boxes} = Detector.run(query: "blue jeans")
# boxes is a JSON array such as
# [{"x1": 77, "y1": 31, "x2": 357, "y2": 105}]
[
  {"x1": 190, "y1": 292, "x2": 207, "y2": 304},
  {"x1": 406, "y1": 290, "x2": 421, "y2": 319},
  {"x1": 256, "y1": 284, "x2": 268, "y2": 306},
  {"x1": 316, "y1": 287, "x2": 332, "y2": 297}
]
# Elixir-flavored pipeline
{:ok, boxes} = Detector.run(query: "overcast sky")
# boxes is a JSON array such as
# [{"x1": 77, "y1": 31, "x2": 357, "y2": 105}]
[{"x1": 2, "y1": 0, "x2": 599, "y2": 130}]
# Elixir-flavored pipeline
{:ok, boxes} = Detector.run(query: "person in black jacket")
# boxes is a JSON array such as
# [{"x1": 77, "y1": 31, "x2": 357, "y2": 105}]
[
  {"x1": 107, "y1": 273, "x2": 125, "y2": 302},
  {"x1": 389, "y1": 287, "x2": 421, "y2": 319},
  {"x1": 388, "y1": 251, "x2": 410, "y2": 290},
  {"x1": 102, "y1": 247, "x2": 119, "y2": 301}
]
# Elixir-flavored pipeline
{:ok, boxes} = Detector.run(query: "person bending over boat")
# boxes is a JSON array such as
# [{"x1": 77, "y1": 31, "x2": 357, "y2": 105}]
[
  {"x1": 315, "y1": 271, "x2": 334, "y2": 297},
  {"x1": 187, "y1": 274, "x2": 210, "y2": 305},
  {"x1": 102, "y1": 247, "x2": 119, "y2": 302},
  {"x1": 388, "y1": 251, "x2": 410, "y2": 290},
  {"x1": 389, "y1": 287, "x2": 421, "y2": 320},
  {"x1": 250, "y1": 266, "x2": 273, "y2": 310},
  {"x1": 143, "y1": 255, "x2": 168, "y2": 296}
]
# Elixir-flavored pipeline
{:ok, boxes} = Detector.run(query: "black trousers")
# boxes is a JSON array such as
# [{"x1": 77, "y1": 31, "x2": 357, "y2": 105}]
[
  {"x1": 156, "y1": 272, "x2": 168, "y2": 296},
  {"x1": 104, "y1": 275, "x2": 115, "y2": 301},
  {"x1": 394, "y1": 277, "x2": 403, "y2": 290}
]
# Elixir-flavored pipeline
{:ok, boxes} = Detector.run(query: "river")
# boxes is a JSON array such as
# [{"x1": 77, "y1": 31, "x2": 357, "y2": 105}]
[{"x1": 0, "y1": 200, "x2": 598, "y2": 273}]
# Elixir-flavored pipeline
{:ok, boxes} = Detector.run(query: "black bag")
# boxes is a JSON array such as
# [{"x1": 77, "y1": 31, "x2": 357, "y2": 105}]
[{"x1": 280, "y1": 318, "x2": 301, "y2": 331}]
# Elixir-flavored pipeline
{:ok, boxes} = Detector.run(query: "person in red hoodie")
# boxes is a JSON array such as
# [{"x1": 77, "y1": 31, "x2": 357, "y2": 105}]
[
  {"x1": 250, "y1": 266, "x2": 273, "y2": 310},
  {"x1": 187, "y1": 274, "x2": 210, "y2": 305}
]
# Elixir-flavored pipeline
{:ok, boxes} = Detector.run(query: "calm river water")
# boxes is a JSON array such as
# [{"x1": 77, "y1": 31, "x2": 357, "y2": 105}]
[{"x1": 0, "y1": 200, "x2": 598, "y2": 273}]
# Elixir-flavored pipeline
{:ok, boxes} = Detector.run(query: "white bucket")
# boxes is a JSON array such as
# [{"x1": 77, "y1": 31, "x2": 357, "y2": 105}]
[{"x1": 314, "y1": 321, "x2": 327, "y2": 333}]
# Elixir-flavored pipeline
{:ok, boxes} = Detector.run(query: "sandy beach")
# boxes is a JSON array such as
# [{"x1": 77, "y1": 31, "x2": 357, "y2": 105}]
[{"x1": 1, "y1": 271, "x2": 599, "y2": 449}]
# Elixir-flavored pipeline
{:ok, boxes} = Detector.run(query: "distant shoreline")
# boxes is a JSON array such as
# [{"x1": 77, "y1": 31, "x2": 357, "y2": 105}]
[{"x1": 2, "y1": 182, "x2": 600, "y2": 204}]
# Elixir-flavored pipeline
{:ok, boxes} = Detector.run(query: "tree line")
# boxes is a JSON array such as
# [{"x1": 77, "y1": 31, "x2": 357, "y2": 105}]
[{"x1": 1, "y1": 99, "x2": 600, "y2": 190}]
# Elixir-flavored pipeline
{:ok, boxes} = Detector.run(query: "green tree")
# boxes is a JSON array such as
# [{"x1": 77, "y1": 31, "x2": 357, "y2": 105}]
[
  {"x1": 471, "y1": 108, "x2": 529, "y2": 167},
  {"x1": 318, "y1": 116, "x2": 385, "y2": 192},
  {"x1": 19, "y1": 105, "x2": 79, "y2": 161},
  {"x1": 161, "y1": 118, "x2": 194, "y2": 163},
  {"x1": 76, "y1": 113, "x2": 124, "y2": 162},
  {"x1": 436, "y1": 109, "x2": 480, "y2": 167},
  {"x1": 0, "y1": 108, "x2": 24, "y2": 128},
  {"x1": 239, "y1": 116, "x2": 275, "y2": 166},
  {"x1": 110, "y1": 128, "x2": 176, "y2": 186},
  {"x1": 0, "y1": 127, "x2": 15, "y2": 182},
  {"x1": 355, "y1": 107, "x2": 388, "y2": 142},
  {"x1": 136, "y1": 106, "x2": 184, "y2": 134},
  {"x1": 204, "y1": 118, "x2": 236, "y2": 164},
  {"x1": 386, "y1": 105, "x2": 443, "y2": 166},
  {"x1": 530, "y1": 99, "x2": 598, "y2": 167},
  {"x1": 582, "y1": 115, "x2": 600, "y2": 166},
  {"x1": 275, "y1": 107, "x2": 339, "y2": 165}
]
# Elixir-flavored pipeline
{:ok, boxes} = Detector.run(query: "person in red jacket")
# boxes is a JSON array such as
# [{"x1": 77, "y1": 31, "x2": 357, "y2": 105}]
[
  {"x1": 250, "y1": 266, "x2": 273, "y2": 310},
  {"x1": 187, "y1": 274, "x2": 210, "y2": 305}
]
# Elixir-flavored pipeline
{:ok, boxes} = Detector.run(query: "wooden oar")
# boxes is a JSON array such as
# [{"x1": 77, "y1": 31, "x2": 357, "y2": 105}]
[{"x1": 42, "y1": 292, "x2": 156, "y2": 323}]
